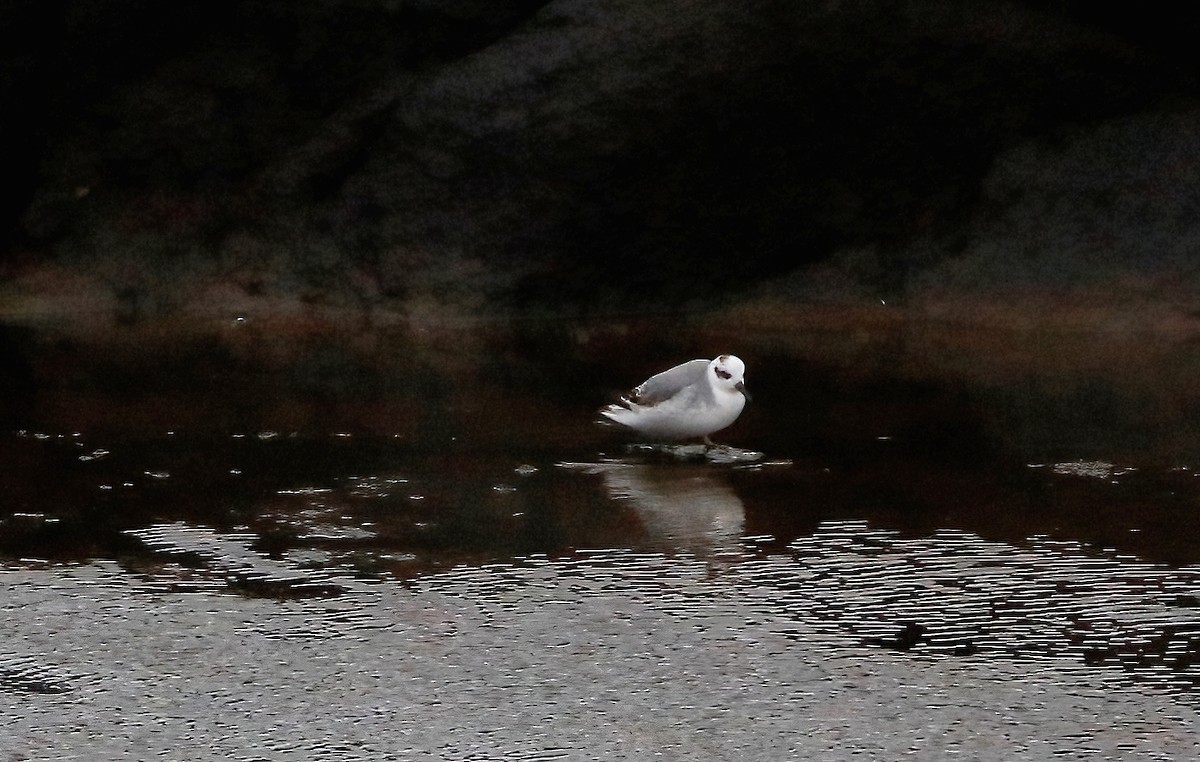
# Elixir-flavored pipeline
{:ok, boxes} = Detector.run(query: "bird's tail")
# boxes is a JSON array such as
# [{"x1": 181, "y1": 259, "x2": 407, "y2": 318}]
[{"x1": 597, "y1": 402, "x2": 635, "y2": 428}]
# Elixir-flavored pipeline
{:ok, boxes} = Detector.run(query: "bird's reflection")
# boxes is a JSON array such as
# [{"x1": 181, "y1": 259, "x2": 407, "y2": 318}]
[{"x1": 589, "y1": 462, "x2": 747, "y2": 563}]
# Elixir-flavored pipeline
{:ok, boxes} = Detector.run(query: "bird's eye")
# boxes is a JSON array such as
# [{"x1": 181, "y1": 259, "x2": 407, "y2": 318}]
[{"x1": 715, "y1": 368, "x2": 732, "y2": 380}]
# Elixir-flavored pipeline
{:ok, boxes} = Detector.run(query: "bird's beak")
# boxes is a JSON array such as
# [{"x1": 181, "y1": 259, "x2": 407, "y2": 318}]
[{"x1": 735, "y1": 381, "x2": 751, "y2": 401}]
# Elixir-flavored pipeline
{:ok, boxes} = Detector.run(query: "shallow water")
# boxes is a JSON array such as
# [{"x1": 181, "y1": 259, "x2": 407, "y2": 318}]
[{"x1": 3, "y1": 319, "x2": 1200, "y2": 758}]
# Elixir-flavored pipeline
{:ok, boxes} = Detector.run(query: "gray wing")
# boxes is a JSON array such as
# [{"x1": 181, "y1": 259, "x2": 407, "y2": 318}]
[{"x1": 630, "y1": 358, "x2": 710, "y2": 406}]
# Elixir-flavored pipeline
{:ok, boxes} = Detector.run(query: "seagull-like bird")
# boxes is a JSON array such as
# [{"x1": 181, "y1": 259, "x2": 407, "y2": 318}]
[{"x1": 599, "y1": 355, "x2": 749, "y2": 444}]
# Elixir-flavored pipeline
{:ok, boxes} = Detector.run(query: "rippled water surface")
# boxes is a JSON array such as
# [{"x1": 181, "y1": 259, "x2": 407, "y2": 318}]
[{"x1": 3, "y1": 321, "x2": 1200, "y2": 759}]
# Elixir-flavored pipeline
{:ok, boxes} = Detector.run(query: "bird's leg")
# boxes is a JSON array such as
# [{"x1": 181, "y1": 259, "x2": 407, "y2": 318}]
[{"x1": 702, "y1": 436, "x2": 715, "y2": 447}]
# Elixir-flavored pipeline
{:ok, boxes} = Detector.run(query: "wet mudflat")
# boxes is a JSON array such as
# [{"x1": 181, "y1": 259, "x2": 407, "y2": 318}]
[{"x1": 3, "y1": 313, "x2": 1200, "y2": 759}]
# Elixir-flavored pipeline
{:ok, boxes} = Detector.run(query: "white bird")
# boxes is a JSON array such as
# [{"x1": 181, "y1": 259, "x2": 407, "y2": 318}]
[{"x1": 599, "y1": 355, "x2": 750, "y2": 444}]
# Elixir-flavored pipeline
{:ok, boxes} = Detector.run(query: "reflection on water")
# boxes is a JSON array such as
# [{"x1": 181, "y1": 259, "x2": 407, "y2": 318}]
[
  {"x1": 565, "y1": 461, "x2": 748, "y2": 562},
  {"x1": 4, "y1": 423, "x2": 1199, "y2": 697},
  {"x1": 126, "y1": 522, "x2": 346, "y2": 597},
  {"x1": 781, "y1": 521, "x2": 1200, "y2": 688}
]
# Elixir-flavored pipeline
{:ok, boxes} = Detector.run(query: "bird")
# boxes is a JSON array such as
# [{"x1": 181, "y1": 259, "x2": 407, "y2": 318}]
[{"x1": 599, "y1": 355, "x2": 750, "y2": 444}]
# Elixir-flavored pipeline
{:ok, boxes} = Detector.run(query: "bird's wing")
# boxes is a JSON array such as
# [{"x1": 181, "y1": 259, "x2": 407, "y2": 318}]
[{"x1": 630, "y1": 359, "x2": 709, "y2": 406}]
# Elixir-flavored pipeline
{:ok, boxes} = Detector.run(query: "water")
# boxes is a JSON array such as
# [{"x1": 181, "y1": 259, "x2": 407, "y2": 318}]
[{"x1": 2, "y1": 315, "x2": 1200, "y2": 759}]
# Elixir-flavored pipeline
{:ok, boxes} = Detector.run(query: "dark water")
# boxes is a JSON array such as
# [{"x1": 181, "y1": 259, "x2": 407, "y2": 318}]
[{"x1": 3, "y1": 318, "x2": 1200, "y2": 759}]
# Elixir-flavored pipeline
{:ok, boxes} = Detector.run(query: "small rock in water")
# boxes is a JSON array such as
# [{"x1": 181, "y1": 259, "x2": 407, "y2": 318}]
[
  {"x1": 705, "y1": 444, "x2": 765, "y2": 465},
  {"x1": 624, "y1": 443, "x2": 764, "y2": 464}
]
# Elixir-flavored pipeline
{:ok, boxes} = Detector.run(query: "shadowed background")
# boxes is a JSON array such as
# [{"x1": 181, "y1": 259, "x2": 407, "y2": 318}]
[
  {"x1": 3, "y1": 1, "x2": 1198, "y2": 310},
  {"x1": 1, "y1": 0, "x2": 1199, "y2": 459}
]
